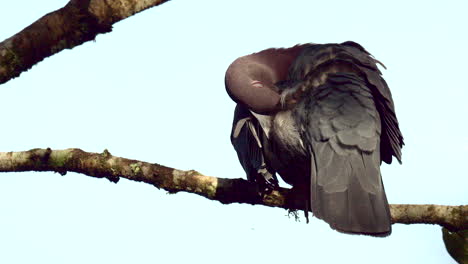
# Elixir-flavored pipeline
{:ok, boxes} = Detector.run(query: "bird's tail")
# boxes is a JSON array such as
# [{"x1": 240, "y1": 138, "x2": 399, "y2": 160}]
[{"x1": 309, "y1": 143, "x2": 392, "y2": 236}]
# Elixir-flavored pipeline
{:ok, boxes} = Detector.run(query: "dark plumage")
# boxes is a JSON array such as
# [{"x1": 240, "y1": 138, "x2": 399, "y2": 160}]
[{"x1": 226, "y1": 41, "x2": 404, "y2": 236}]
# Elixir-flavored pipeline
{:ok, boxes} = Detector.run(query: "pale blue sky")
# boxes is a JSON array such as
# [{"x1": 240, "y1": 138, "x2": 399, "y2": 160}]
[{"x1": 1, "y1": 0, "x2": 467, "y2": 263}]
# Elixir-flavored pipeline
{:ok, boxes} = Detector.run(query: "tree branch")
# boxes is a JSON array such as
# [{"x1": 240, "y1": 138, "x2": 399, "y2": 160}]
[
  {"x1": 0, "y1": 0, "x2": 170, "y2": 85},
  {"x1": 1, "y1": 148, "x2": 466, "y2": 231}
]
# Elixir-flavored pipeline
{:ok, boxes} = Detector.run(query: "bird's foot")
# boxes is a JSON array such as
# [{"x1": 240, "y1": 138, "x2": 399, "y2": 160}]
[{"x1": 255, "y1": 168, "x2": 279, "y2": 197}]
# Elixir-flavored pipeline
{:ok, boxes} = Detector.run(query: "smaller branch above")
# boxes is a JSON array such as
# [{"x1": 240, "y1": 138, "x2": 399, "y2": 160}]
[
  {"x1": 0, "y1": 148, "x2": 466, "y2": 231},
  {"x1": 0, "y1": 0, "x2": 170, "y2": 84}
]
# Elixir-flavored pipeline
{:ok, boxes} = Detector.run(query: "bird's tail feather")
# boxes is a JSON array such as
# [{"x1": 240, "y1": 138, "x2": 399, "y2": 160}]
[{"x1": 309, "y1": 143, "x2": 392, "y2": 236}]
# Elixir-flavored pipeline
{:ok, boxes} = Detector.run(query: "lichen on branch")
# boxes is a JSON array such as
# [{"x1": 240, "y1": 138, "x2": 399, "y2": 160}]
[{"x1": 0, "y1": 148, "x2": 466, "y2": 232}]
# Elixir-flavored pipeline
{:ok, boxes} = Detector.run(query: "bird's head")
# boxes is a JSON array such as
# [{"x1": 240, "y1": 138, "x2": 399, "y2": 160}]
[{"x1": 225, "y1": 44, "x2": 309, "y2": 114}]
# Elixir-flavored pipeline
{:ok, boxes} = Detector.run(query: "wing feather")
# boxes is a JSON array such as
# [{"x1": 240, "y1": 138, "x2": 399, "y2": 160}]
[
  {"x1": 290, "y1": 64, "x2": 393, "y2": 235},
  {"x1": 283, "y1": 42, "x2": 404, "y2": 164}
]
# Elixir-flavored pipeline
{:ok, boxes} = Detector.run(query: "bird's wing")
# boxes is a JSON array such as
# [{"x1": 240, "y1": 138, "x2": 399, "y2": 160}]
[
  {"x1": 282, "y1": 43, "x2": 401, "y2": 235},
  {"x1": 231, "y1": 104, "x2": 277, "y2": 189},
  {"x1": 294, "y1": 72, "x2": 392, "y2": 235},
  {"x1": 283, "y1": 41, "x2": 404, "y2": 164},
  {"x1": 341, "y1": 41, "x2": 404, "y2": 164}
]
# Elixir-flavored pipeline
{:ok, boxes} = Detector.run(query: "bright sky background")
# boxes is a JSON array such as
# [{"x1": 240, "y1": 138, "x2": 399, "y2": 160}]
[{"x1": 1, "y1": 0, "x2": 467, "y2": 263}]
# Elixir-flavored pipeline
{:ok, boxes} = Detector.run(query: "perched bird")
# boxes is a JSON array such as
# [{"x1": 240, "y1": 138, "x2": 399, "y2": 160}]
[{"x1": 226, "y1": 41, "x2": 404, "y2": 236}]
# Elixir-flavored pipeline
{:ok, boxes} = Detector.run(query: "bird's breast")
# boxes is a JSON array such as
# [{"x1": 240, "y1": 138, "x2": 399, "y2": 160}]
[
  {"x1": 271, "y1": 110, "x2": 305, "y2": 153},
  {"x1": 266, "y1": 110, "x2": 309, "y2": 185}
]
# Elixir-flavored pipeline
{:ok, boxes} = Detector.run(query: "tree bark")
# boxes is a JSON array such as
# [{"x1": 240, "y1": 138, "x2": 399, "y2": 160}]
[
  {"x1": 0, "y1": 0, "x2": 170, "y2": 85},
  {"x1": 1, "y1": 148, "x2": 466, "y2": 232}
]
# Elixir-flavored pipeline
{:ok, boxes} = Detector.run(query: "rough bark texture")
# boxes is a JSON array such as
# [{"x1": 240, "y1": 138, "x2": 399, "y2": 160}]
[
  {"x1": 0, "y1": 0, "x2": 170, "y2": 84},
  {"x1": 0, "y1": 148, "x2": 466, "y2": 232}
]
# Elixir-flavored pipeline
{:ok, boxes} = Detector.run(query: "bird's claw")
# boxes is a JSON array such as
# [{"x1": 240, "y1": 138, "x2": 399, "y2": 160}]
[{"x1": 255, "y1": 171, "x2": 279, "y2": 197}]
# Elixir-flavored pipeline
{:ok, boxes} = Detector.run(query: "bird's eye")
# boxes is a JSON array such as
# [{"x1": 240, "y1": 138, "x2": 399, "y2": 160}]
[{"x1": 251, "y1": 80, "x2": 264, "y2": 88}]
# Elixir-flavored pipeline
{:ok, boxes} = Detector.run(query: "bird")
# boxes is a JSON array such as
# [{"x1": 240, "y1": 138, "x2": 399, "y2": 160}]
[{"x1": 226, "y1": 41, "x2": 404, "y2": 236}]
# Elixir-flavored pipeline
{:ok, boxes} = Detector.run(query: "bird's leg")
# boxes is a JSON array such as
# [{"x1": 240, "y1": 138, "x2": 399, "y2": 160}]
[
  {"x1": 284, "y1": 184, "x2": 311, "y2": 222},
  {"x1": 255, "y1": 163, "x2": 279, "y2": 196}
]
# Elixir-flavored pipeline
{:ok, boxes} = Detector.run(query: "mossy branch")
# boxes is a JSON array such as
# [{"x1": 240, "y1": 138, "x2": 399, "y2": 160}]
[
  {"x1": 0, "y1": 148, "x2": 466, "y2": 232},
  {"x1": 0, "y1": 0, "x2": 170, "y2": 85}
]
